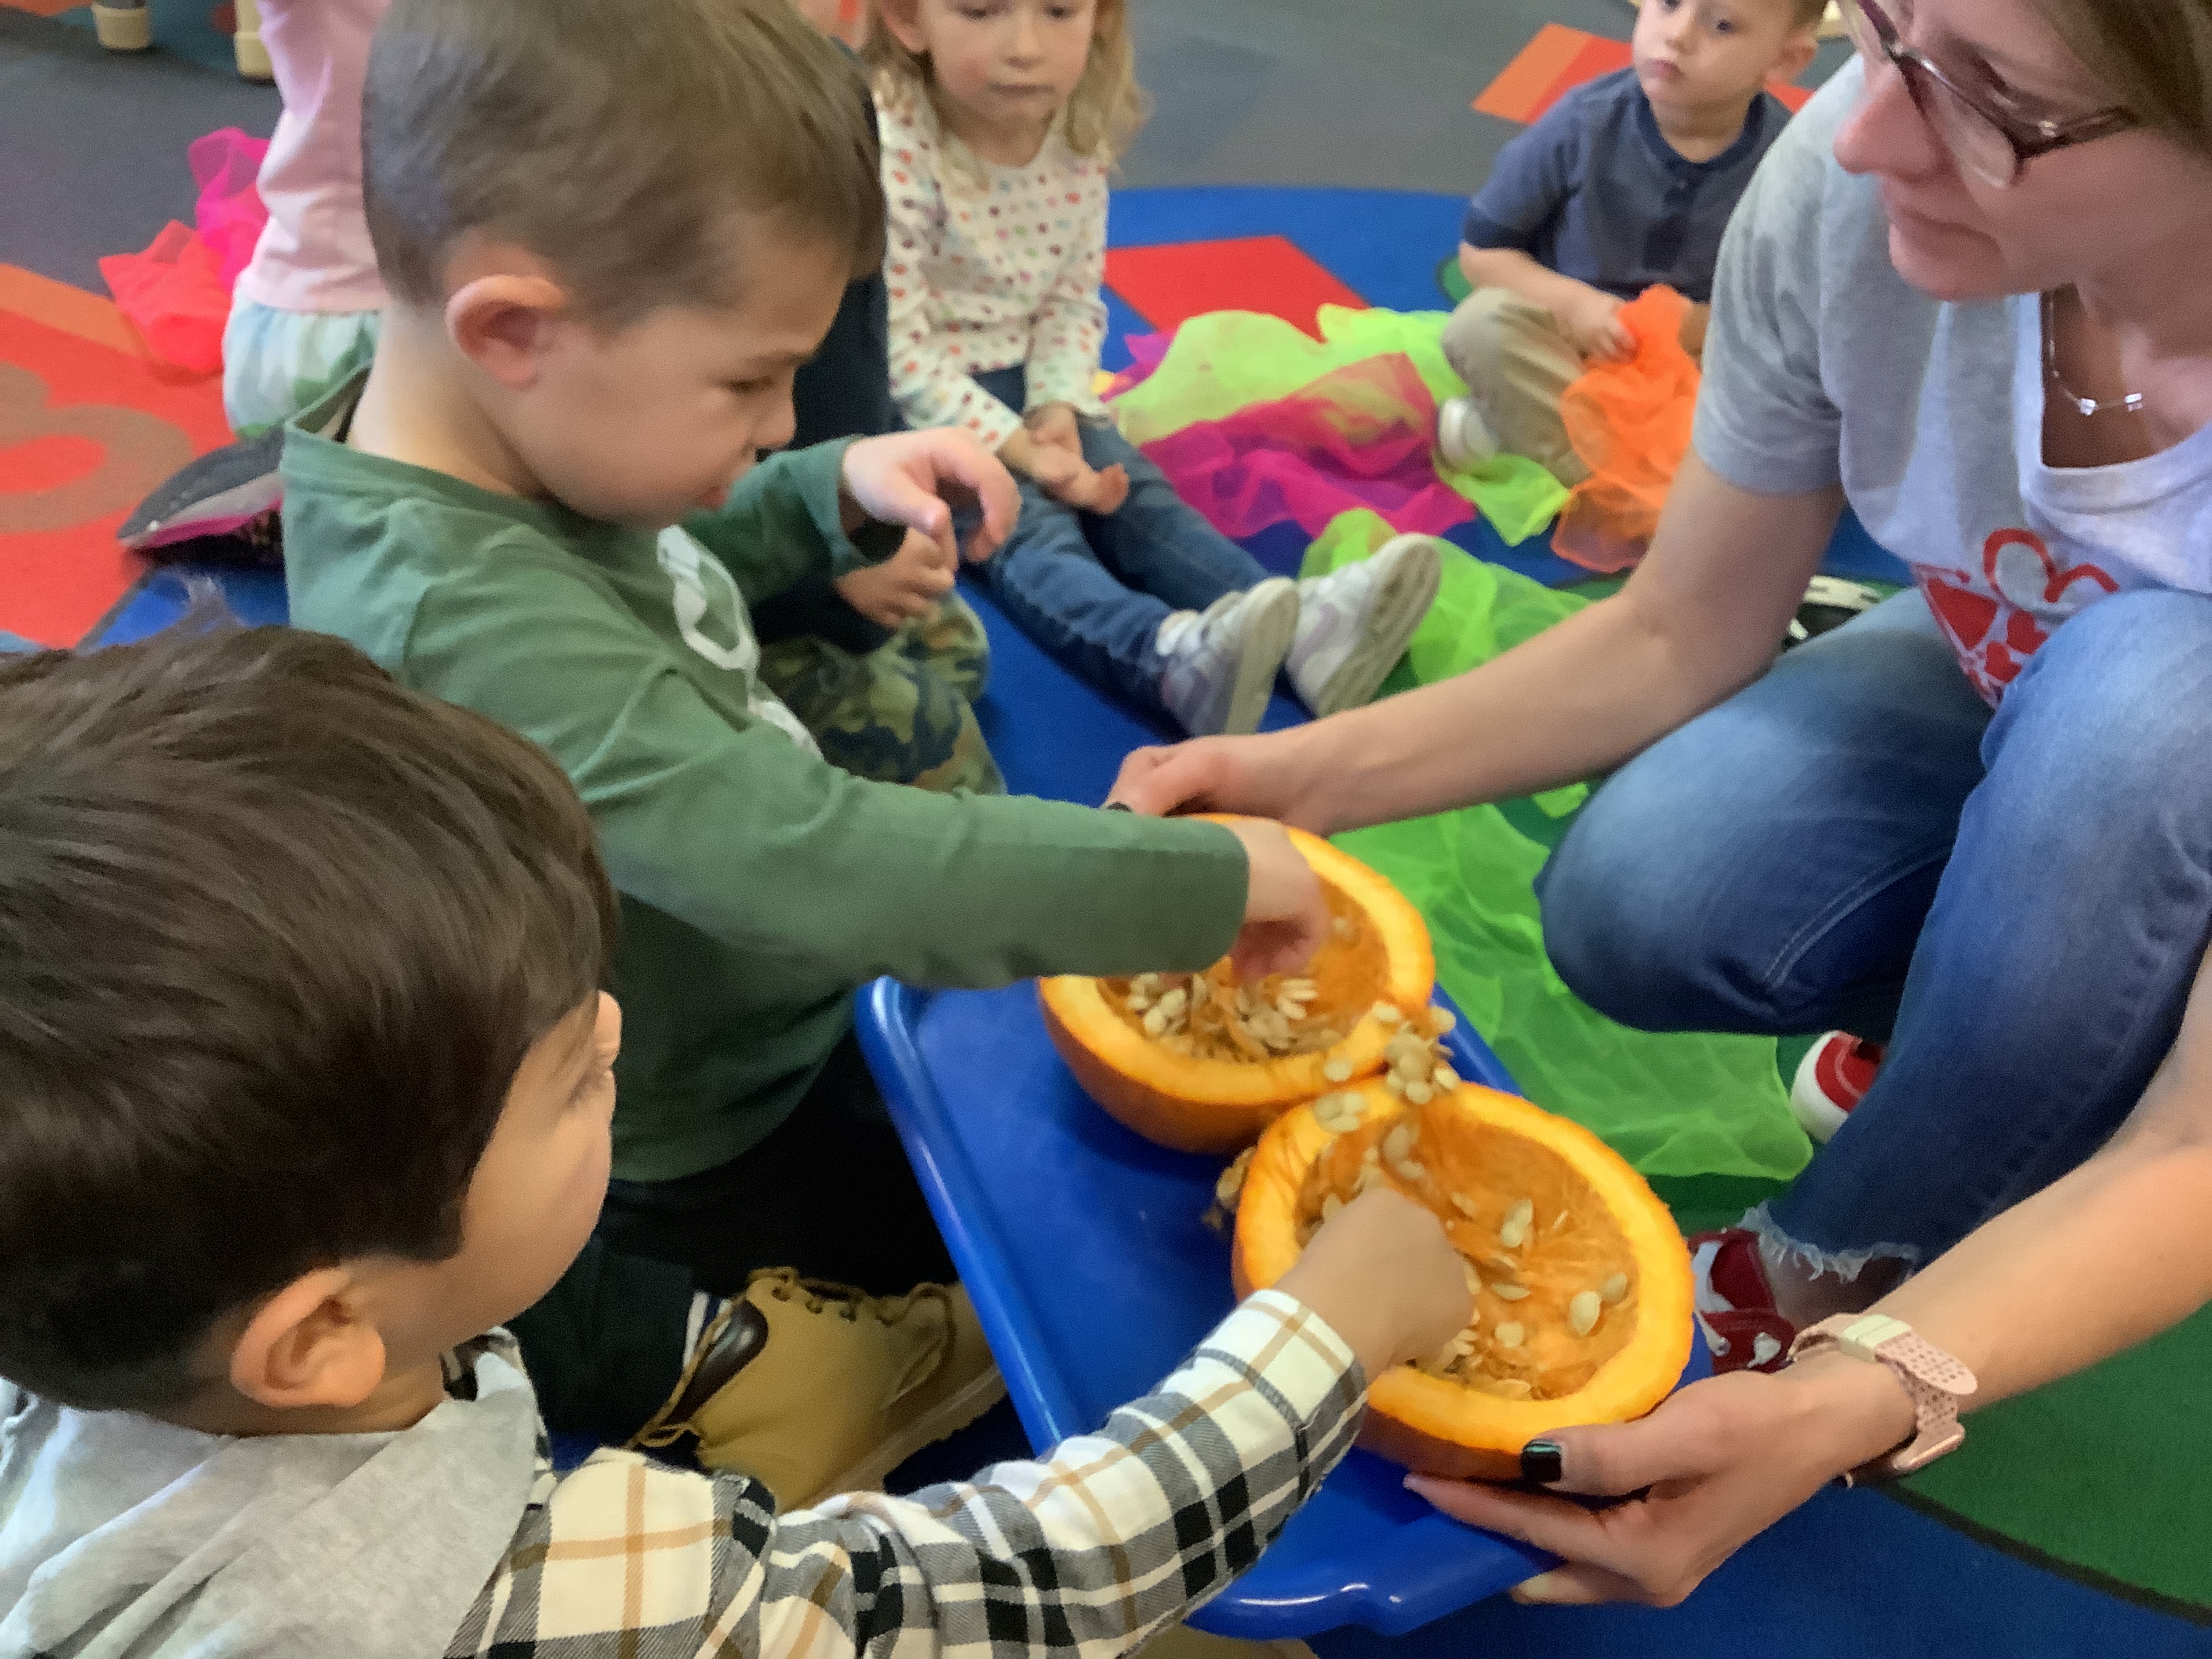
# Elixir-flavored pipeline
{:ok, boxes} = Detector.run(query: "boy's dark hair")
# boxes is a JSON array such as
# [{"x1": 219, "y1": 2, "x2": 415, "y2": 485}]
[
  {"x1": 363, "y1": 0, "x2": 886, "y2": 329},
  {"x1": 0, "y1": 625, "x2": 617, "y2": 1412}
]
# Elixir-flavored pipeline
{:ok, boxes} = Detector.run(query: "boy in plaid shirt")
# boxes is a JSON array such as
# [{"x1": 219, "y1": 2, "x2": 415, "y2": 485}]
[{"x1": 0, "y1": 627, "x2": 1470, "y2": 1658}]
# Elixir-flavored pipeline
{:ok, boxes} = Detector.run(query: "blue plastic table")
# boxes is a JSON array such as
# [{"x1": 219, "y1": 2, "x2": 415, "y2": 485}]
[{"x1": 855, "y1": 976, "x2": 1708, "y2": 1639}]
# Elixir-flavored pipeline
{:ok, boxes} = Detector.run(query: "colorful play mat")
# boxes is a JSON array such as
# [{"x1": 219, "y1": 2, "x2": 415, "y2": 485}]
[{"x1": 3, "y1": 16, "x2": 2207, "y2": 1646}]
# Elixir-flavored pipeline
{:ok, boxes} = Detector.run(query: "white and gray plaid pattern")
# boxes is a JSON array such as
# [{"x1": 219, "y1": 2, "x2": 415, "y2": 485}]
[{"x1": 448, "y1": 1292, "x2": 1363, "y2": 1658}]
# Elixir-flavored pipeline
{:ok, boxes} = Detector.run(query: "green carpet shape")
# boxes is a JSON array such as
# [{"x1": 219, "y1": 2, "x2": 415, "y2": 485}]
[
  {"x1": 1306, "y1": 508, "x2": 2212, "y2": 1616},
  {"x1": 1305, "y1": 511, "x2": 1810, "y2": 1183}
]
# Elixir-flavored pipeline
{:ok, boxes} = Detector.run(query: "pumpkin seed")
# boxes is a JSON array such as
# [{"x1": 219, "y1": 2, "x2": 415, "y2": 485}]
[
  {"x1": 1354, "y1": 1164, "x2": 1382, "y2": 1195},
  {"x1": 1600, "y1": 1272, "x2": 1631, "y2": 1304},
  {"x1": 1490, "y1": 1282, "x2": 1530, "y2": 1301},
  {"x1": 1372, "y1": 1002, "x2": 1401, "y2": 1025},
  {"x1": 1395, "y1": 1159, "x2": 1427, "y2": 1183},
  {"x1": 1432, "y1": 1065, "x2": 1460, "y2": 1090},
  {"x1": 1321, "y1": 1193, "x2": 1344, "y2": 1222},
  {"x1": 1450, "y1": 1193, "x2": 1480, "y2": 1220},
  {"x1": 1462, "y1": 1261, "x2": 1483, "y2": 1296},
  {"x1": 1215, "y1": 1147, "x2": 1254, "y2": 1206},
  {"x1": 1404, "y1": 1080, "x2": 1433, "y2": 1105},
  {"x1": 1553, "y1": 1210, "x2": 1570, "y2": 1233},
  {"x1": 1142, "y1": 1007, "x2": 1169, "y2": 1037},
  {"x1": 1384, "y1": 1073, "x2": 1406, "y2": 1097},
  {"x1": 1430, "y1": 1008, "x2": 1458, "y2": 1035},
  {"x1": 1382, "y1": 1122, "x2": 1416, "y2": 1162},
  {"x1": 1568, "y1": 1290, "x2": 1601, "y2": 1336},
  {"x1": 1284, "y1": 978, "x2": 1318, "y2": 998},
  {"x1": 1333, "y1": 915, "x2": 1356, "y2": 941},
  {"x1": 1133, "y1": 973, "x2": 1162, "y2": 995},
  {"x1": 1498, "y1": 1197, "x2": 1535, "y2": 1250},
  {"x1": 1322, "y1": 1057, "x2": 1353, "y2": 1083},
  {"x1": 1482, "y1": 1377, "x2": 1534, "y2": 1400},
  {"x1": 1275, "y1": 998, "x2": 1308, "y2": 1021},
  {"x1": 1494, "y1": 1322, "x2": 1525, "y2": 1349}
]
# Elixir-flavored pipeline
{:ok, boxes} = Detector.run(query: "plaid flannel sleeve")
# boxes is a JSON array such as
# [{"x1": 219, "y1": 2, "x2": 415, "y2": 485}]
[{"x1": 447, "y1": 1289, "x2": 1364, "y2": 1658}]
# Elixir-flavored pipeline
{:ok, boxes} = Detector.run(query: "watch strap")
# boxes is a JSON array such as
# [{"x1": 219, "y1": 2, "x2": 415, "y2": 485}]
[{"x1": 1788, "y1": 1313, "x2": 1977, "y2": 1481}]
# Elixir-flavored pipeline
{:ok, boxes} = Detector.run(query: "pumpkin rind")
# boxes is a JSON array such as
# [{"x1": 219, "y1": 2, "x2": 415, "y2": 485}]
[
  {"x1": 1039, "y1": 826, "x2": 1435, "y2": 1155},
  {"x1": 1233, "y1": 1079, "x2": 1694, "y2": 1479}
]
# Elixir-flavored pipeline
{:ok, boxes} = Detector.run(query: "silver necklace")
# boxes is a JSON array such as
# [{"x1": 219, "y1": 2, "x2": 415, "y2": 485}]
[{"x1": 2043, "y1": 289, "x2": 2146, "y2": 418}]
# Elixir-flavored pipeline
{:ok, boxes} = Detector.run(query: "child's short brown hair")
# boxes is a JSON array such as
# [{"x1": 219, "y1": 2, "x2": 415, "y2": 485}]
[
  {"x1": 364, "y1": 0, "x2": 886, "y2": 329},
  {"x1": 0, "y1": 624, "x2": 615, "y2": 1412}
]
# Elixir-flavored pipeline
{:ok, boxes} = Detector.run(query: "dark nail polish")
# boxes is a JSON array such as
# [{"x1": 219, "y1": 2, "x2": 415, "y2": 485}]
[
  {"x1": 1520, "y1": 1440, "x2": 1564, "y2": 1486},
  {"x1": 1103, "y1": 800, "x2": 1132, "y2": 812}
]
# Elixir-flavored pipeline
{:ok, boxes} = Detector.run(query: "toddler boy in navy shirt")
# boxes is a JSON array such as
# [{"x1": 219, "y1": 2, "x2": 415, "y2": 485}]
[{"x1": 1439, "y1": 0, "x2": 1822, "y2": 484}]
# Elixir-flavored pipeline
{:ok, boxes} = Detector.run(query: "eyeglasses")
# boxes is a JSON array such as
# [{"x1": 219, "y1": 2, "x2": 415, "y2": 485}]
[{"x1": 1841, "y1": 0, "x2": 2133, "y2": 188}]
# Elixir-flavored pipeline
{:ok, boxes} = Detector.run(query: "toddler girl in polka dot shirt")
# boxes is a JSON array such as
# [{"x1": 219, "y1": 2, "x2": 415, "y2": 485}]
[{"x1": 865, "y1": 0, "x2": 1443, "y2": 735}]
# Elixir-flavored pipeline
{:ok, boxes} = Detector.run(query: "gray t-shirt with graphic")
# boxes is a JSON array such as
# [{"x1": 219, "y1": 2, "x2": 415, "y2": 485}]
[{"x1": 1696, "y1": 58, "x2": 2212, "y2": 703}]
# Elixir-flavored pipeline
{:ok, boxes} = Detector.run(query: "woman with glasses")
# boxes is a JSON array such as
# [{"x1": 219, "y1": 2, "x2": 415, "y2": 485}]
[{"x1": 1109, "y1": 0, "x2": 2212, "y2": 1600}]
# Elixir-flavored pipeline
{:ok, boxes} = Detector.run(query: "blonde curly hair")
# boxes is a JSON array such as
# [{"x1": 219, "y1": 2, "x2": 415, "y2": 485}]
[{"x1": 864, "y1": 0, "x2": 1150, "y2": 162}]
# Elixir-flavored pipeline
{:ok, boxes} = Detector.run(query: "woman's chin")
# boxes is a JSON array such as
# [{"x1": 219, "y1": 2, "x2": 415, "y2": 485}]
[{"x1": 1886, "y1": 222, "x2": 2009, "y2": 304}]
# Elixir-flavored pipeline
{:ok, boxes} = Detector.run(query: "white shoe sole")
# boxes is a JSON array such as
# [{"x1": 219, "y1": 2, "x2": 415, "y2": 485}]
[
  {"x1": 1214, "y1": 580, "x2": 1300, "y2": 737},
  {"x1": 817, "y1": 1361, "x2": 1009, "y2": 1501},
  {"x1": 1309, "y1": 537, "x2": 1443, "y2": 716}
]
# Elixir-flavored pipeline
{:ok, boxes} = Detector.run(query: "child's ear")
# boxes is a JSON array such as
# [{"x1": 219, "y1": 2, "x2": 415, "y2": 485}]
[
  {"x1": 1770, "y1": 28, "x2": 1819, "y2": 87},
  {"x1": 875, "y1": 0, "x2": 928, "y2": 58},
  {"x1": 446, "y1": 274, "x2": 571, "y2": 392},
  {"x1": 228, "y1": 1268, "x2": 390, "y2": 1412}
]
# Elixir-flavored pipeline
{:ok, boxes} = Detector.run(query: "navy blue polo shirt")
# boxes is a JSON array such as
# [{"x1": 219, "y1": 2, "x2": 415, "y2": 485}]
[{"x1": 1462, "y1": 68, "x2": 1787, "y2": 304}]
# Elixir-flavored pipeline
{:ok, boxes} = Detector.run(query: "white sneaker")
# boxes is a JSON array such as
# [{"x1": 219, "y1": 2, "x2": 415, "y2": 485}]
[
  {"x1": 1436, "y1": 397, "x2": 1498, "y2": 473},
  {"x1": 1285, "y1": 535, "x2": 1443, "y2": 717},
  {"x1": 1156, "y1": 578, "x2": 1300, "y2": 737}
]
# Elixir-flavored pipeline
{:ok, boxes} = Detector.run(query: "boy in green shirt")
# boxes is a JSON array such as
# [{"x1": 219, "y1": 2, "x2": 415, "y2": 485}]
[{"x1": 281, "y1": 0, "x2": 1327, "y2": 1500}]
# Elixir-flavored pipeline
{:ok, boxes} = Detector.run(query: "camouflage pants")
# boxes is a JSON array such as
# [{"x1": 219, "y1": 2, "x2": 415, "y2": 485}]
[{"x1": 758, "y1": 593, "x2": 1004, "y2": 794}]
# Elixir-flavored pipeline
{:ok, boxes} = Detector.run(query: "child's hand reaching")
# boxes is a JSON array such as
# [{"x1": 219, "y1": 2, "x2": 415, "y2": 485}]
[
  {"x1": 1216, "y1": 816, "x2": 1330, "y2": 981},
  {"x1": 1278, "y1": 1187, "x2": 1472, "y2": 1382},
  {"x1": 835, "y1": 530, "x2": 956, "y2": 628},
  {"x1": 1558, "y1": 285, "x2": 1635, "y2": 364},
  {"x1": 841, "y1": 429, "x2": 1022, "y2": 566}
]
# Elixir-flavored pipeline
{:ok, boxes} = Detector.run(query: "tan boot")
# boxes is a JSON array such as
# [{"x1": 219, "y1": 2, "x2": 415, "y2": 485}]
[
  {"x1": 232, "y1": 0, "x2": 273, "y2": 81},
  {"x1": 630, "y1": 1270, "x2": 1004, "y2": 1510},
  {"x1": 91, "y1": 3, "x2": 152, "y2": 51}
]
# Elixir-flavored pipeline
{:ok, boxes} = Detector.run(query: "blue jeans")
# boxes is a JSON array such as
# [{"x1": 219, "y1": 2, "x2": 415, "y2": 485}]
[
  {"x1": 971, "y1": 367, "x2": 1269, "y2": 716},
  {"x1": 1537, "y1": 589, "x2": 2212, "y2": 1272}
]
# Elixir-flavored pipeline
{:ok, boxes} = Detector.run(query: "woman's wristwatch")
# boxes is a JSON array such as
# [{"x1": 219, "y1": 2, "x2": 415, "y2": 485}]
[{"x1": 1786, "y1": 1313, "x2": 1978, "y2": 1485}]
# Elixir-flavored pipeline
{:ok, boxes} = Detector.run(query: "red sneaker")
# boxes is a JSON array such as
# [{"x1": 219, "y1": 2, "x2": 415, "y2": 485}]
[
  {"x1": 1690, "y1": 1228, "x2": 1796, "y2": 1374},
  {"x1": 1790, "y1": 1032, "x2": 1883, "y2": 1144}
]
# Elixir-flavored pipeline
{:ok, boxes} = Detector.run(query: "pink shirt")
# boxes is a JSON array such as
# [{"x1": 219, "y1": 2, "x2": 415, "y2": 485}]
[{"x1": 233, "y1": 0, "x2": 390, "y2": 315}]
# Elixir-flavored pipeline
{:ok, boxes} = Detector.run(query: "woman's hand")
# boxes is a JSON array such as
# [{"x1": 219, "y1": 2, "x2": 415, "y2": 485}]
[
  {"x1": 1108, "y1": 727, "x2": 1337, "y2": 832},
  {"x1": 1408, "y1": 1357, "x2": 1914, "y2": 1606},
  {"x1": 841, "y1": 429, "x2": 1021, "y2": 565},
  {"x1": 834, "y1": 529, "x2": 956, "y2": 628}
]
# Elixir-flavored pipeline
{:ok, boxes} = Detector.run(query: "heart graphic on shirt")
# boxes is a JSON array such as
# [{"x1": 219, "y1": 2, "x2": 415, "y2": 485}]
[{"x1": 1917, "y1": 527, "x2": 2118, "y2": 699}]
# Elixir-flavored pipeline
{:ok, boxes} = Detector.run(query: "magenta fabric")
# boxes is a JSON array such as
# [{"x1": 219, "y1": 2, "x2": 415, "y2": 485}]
[
  {"x1": 1137, "y1": 352, "x2": 1474, "y2": 541},
  {"x1": 190, "y1": 129, "x2": 272, "y2": 291}
]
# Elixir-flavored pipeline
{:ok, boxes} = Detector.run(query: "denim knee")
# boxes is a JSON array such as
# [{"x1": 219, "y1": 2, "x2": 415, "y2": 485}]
[{"x1": 1989, "y1": 589, "x2": 2212, "y2": 802}]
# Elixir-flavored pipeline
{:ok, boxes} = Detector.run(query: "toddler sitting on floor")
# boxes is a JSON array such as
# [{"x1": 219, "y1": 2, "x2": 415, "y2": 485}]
[{"x1": 869, "y1": 0, "x2": 1444, "y2": 736}]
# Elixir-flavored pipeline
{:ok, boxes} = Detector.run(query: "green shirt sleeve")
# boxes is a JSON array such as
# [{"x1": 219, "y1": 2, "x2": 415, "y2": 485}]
[
  {"x1": 400, "y1": 536, "x2": 1248, "y2": 1007},
  {"x1": 682, "y1": 442, "x2": 903, "y2": 605}
]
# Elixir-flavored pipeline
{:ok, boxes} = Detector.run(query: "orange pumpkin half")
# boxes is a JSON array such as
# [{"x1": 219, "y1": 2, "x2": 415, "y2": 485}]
[
  {"x1": 1233, "y1": 1077, "x2": 1694, "y2": 1481},
  {"x1": 1039, "y1": 825, "x2": 1435, "y2": 1154}
]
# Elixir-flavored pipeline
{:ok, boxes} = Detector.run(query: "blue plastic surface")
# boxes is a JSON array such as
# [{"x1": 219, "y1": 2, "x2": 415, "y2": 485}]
[{"x1": 856, "y1": 976, "x2": 1710, "y2": 1639}]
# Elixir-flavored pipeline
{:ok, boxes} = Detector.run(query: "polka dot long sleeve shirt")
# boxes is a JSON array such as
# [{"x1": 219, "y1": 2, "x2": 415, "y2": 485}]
[{"x1": 878, "y1": 89, "x2": 1111, "y2": 452}]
